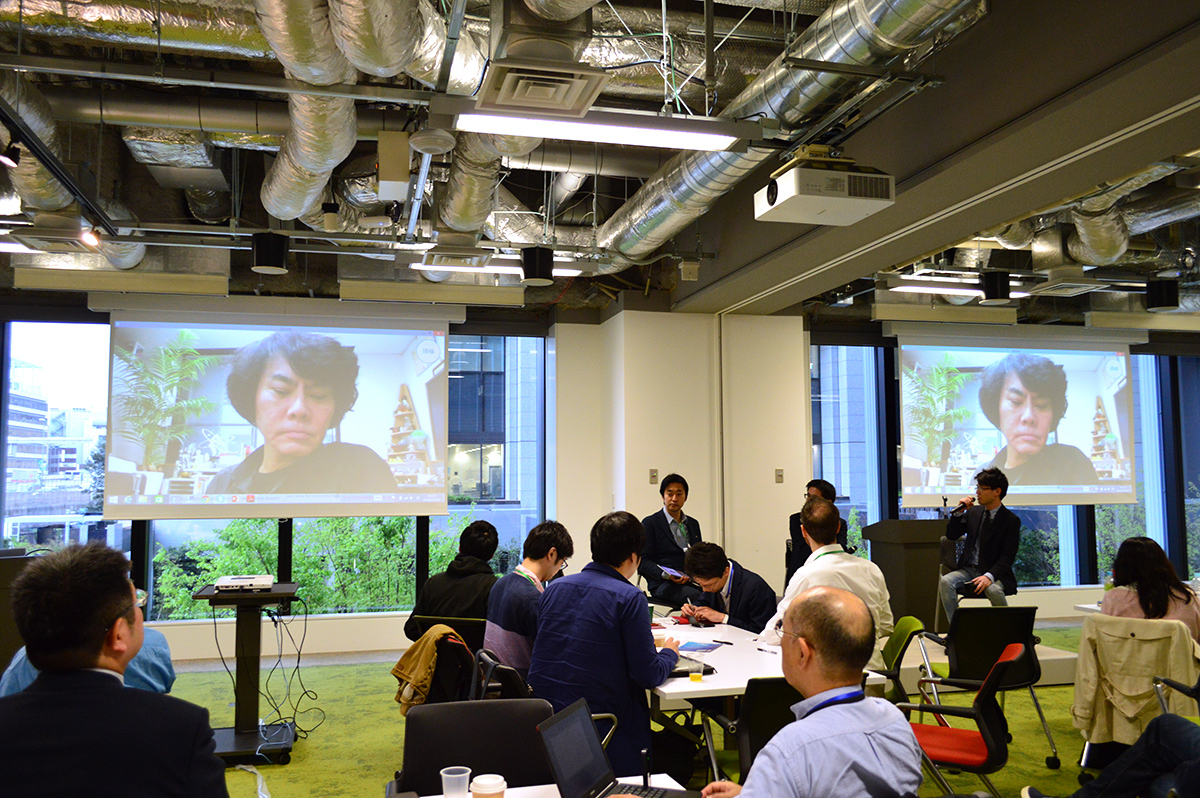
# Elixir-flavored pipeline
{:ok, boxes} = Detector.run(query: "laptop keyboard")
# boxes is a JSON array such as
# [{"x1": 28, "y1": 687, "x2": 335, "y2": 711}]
[{"x1": 612, "y1": 786, "x2": 667, "y2": 798}]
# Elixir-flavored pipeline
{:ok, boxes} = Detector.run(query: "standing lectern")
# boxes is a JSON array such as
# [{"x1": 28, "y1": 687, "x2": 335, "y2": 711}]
[{"x1": 862, "y1": 520, "x2": 946, "y2": 628}]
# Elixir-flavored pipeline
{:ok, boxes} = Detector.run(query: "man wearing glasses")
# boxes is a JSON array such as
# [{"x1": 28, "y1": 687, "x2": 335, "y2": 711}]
[
  {"x1": 681, "y1": 542, "x2": 776, "y2": 632},
  {"x1": 0, "y1": 543, "x2": 228, "y2": 797},
  {"x1": 484, "y1": 520, "x2": 575, "y2": 677},
  {"x1": 701, "y1": 587, "x2": 921, "y2": 798}
]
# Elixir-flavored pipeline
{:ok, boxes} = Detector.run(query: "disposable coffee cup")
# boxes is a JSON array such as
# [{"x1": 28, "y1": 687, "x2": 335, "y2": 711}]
[
  {"x1": 441, "y1": 766, "x2": 471, "y2": 798},
  {"x1": 471, "y1": 774, "x2": 506, "y2": 798}
]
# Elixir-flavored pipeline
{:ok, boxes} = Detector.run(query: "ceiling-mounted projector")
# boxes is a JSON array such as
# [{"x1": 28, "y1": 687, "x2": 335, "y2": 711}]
[{"x1": 754, "y1": 161, "x2": 894, "y2": 226}]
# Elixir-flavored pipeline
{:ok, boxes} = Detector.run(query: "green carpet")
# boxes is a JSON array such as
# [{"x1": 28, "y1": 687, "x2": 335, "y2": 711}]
[{"x1": 173, "y1": 627, "x2": 1096, "y2": 798}]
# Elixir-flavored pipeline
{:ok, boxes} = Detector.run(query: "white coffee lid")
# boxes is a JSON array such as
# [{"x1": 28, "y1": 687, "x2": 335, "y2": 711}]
[{"x1": 470, "y1": 774, "x2": 506, "y2": 791}]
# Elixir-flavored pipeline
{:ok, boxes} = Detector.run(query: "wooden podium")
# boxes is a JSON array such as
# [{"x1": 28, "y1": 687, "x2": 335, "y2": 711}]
[
  {"x1": 862, "y1": 520, "x2": 946, "y2": 628},
  {"x1": 193, "y1": 583, "x2": 298, "y2": 765}
]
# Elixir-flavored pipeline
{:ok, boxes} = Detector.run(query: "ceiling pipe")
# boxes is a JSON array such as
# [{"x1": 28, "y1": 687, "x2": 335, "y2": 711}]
[{"x1": 595, "y1": 0, "x2": 982, "y2": 260}]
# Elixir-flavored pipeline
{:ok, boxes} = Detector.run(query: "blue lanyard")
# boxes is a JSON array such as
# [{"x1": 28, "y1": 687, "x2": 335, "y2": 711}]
[{"x1": 804, "y1": 690, "x2": 866, "y2": 717}]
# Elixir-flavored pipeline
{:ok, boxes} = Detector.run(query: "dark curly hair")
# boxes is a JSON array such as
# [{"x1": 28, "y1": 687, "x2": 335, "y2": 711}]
[
  {"x1": 225, "y1": 331, "x2": 360, "y2": 428},
  {"x1": 978, "y1": 353, "x2": 1068, "y2": 432}
]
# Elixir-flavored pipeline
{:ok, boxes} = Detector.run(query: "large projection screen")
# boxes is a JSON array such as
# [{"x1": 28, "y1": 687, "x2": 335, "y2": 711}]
[
  {"x1": 900, "y1": 340, "x2": 1136, "y2": 508},
  {"x1": 104, "y1": 318, "x2": 448, "y2": 520}
]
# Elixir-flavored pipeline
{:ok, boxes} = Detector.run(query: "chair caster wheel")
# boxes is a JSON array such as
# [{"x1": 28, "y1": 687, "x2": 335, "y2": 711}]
[
  {"x1": 1046, "y1": 756, "x2": 1060, "y2": 769},
  {"x1": 278, "y1": 753, "x2": 291, "y2": 765},
  {"x1": 1079, "y1": 773, "x2": 1095, "y2": 786}
]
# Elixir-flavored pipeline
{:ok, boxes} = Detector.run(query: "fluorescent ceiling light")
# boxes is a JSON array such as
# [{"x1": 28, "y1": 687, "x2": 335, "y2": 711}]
[
  {"x1": 887, "y1": 277, "x2": 1029, "y2": 299},
  {"x1": 0, "y1": 240, "x2": 35, "y2": 253},
  {"x1": 449, "y1": 348, "x2": 493, "y2": 353},
  {"x1": 433, "y1": 97, "x2": 761, "y2": 152},
  {"x1": 410, "y1": 262, "x2": 581, "y2": 277}
]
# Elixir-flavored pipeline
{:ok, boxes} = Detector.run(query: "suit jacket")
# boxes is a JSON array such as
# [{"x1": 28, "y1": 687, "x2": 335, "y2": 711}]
[
  {"x1": 0, "y1": 669, "x2": 228, "y2": 798},
  {"x1": 946, "y1": 504, "x2": 1021, "y2": 595},
  {"x1": 694, "y1": 560, "x2": 778, "y2": 632},
  {"x1": 638, "y1": 510, "x2": 702, "y2": 593}
]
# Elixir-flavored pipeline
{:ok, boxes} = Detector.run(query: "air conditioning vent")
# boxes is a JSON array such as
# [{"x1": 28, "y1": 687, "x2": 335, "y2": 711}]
[
  {"x1": 1026, "y1": 266, "x2": 1105, "y2": 297},
  {"x1": 422, "y1": 246, "x2": 493, "y2": 269},
  {"x1": 477, "y1": 59, "x2": 610, "y2": 117}
]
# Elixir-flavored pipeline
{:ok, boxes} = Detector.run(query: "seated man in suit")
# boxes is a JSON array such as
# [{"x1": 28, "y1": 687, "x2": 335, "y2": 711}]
[
  {"x1": 639, "y1": 473, "x2": 703, "y2": 608},
  {"x1": 1, "y1": 625, "x2": 176, "y2": 696},
  {"x1": 701, "y1": 587, "x2": 921, "y2": 798},
  {"x1": 0, "y1": 543, "x2": 228, "y2": 797},
  {"x1": 762, "y1": 497, "x2": 893, "y2": 670},
  {"x1": 405, "y1": 520, "x2": 499, "y2": 642},
  {"x1": 787, "y1": 479, "x2": 850, "y2": 577},
  {"x1": 528, "y1": 511, "x2": 680, "y2": 777},
  {"x1": 483, "y1": 520, "x2": 574, "y2": 676},
  {"x1": 939, "y1": 467, "x2": 1020, "y2": 622},
  {"x1": 681, "y1": 542, "x2": 777, "y2": 633}
]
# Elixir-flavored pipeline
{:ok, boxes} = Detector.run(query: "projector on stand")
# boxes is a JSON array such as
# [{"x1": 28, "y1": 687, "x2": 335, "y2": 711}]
[
  {"x1": 214, "y1": 574, "x2": 275, "y2": 593},
  {"x1": 754, "y1": 147, "x2": 894, "y2": 226}
]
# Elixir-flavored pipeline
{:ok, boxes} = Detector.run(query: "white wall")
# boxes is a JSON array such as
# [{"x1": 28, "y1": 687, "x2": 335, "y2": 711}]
[{"x1": 720, "y1": 316, "x2": 810, "y2": 592}]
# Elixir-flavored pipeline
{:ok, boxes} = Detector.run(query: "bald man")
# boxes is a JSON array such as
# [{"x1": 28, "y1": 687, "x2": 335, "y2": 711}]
[{"x1": 703, "y1": 587, "x2": 921, "y2": 798}]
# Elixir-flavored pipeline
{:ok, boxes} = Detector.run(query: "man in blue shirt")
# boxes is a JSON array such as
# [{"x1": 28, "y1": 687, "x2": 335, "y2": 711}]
[
  {"x1": 700, "y1": 586, "x2": 921, "y2": 798},
  {"x1": 528, "y1": 511, "x2": 680, "y2": 777},
  {"x1": 1, "y1": 626, "x2": 176, "y2": 696},
  {"x1": 483, "y1": 520, "x2": 574, "y2": 676}
]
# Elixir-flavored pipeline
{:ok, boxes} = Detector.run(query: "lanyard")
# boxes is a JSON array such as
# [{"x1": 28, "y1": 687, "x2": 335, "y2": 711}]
[{"x1": 803, "y1": 690, "x2": 866, "y2": 718}]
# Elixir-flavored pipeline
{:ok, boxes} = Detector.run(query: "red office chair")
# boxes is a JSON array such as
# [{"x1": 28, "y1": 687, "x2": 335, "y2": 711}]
[{"x1": 898, "y1": 642, "x2": 1025, "y2": 798}]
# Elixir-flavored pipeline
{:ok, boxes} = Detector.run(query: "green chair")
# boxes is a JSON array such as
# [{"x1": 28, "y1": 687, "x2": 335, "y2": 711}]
[{"x1": 874, "y1": 615, "x2": 930, "y2": 705}]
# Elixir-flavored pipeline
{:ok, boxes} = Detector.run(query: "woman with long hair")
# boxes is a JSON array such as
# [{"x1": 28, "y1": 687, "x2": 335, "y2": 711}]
[{"x1": 1101, "y1": 536, "x2": 1200, "y2": 641}]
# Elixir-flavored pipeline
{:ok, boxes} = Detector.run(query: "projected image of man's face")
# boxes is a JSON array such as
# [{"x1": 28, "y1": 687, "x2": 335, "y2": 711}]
[
  {"x1": 997, "y1": 371, "x2": 1053, "y2": 465},
  {"x1": 254, "y1": 355, "x2": 336, "y2": 472}
]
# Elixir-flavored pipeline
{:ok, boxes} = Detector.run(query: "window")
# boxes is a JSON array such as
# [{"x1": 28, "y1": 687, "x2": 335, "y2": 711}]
[
  {"x1": 2, "y1": 322, "x2": 129, "y2": 556},
  {"x1": 811, "y1": 345, "x2": 882, "y2": 551}
]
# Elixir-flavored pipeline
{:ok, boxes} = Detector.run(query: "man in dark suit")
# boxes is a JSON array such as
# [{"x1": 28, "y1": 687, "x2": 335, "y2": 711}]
[
  {"x1": 0, "y1": 543, "x2": 228, "y2": 798},
  {"x1": 788, "y1": 479, "x2": 850, "y2": 580},
  {"x1": 682, "y1": 542, "x2": 777, "y2": 632},
  {"x1": 939, "y1": 467, "x2": 1021, "y2": 621},
  {"x1": 639, "y1": 473, "x2": 702, "y2": 608}
]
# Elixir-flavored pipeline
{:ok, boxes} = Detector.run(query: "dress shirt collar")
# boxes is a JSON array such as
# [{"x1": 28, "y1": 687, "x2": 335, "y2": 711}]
[
  {"x1": 720, "y1": 562, "x2": 735, "y2": 604},
  {"x1": 662, "y1": 506, "x2": 688, "y2": 527},
  {"x1": 85, "y1": 667, "x2": 124, "y2": 686},
  {"x1": 809, "y1": 543, "x2": 844, "y2": 559},
  {"x1": 514, "y1": 563, "x2": 544, "y2": 592},
  {"x1": 792, "y1": 684, "x2": 863, "y2": 720}
]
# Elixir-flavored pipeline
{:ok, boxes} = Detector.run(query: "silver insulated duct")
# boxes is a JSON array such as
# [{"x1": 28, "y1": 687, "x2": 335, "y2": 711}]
[
  {"x1": 596, "y1": 0, "x2": 981, "y2": 259},
  {"x1": 121, "y1": 127, "x2": 231, "y2": 223},
  {"x1": 0, "y1": 72, "x2": 74, "y2": 211},
  {"x1": 255, "y1": 0, "x2": 359, "y2": 220},
  {"x1": 441, "y1": 133, "x2": 543, "y2": 233},
  {"x1": 1064, "y1": 162, "x2": 1182, "y2": 266}
]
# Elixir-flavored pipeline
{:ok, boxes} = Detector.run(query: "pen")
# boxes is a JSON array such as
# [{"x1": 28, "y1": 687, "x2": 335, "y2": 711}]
[
  {"x1": 713, "y1": 639, "x2": 733, "y2": 645},
  {"x1": 757, "y1": 646, "x2": 779, "y2": 654}
]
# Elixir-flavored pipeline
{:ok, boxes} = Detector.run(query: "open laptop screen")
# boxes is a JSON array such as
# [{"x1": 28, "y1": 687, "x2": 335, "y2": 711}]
[{"x1": 537, "y1": 698, "x2": 615, "y2": 798}]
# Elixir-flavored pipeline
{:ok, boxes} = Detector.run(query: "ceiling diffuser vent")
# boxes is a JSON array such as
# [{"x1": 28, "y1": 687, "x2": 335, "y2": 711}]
[
  {"x1": 477, "y1": 59, "x2": 609, "y2": 117},
  {"x1": 421, "y1": 245, "x2": 494, "y2": 269},
  {"x1": 1026, "y1": 266, "x2": 1105, "y2": 297}
]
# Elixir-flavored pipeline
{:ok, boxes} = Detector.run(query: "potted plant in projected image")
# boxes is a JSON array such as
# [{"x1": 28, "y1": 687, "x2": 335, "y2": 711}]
[
  {"x1": 113, "y1": 331, "x2": 221, "y2": 475},
  {"x1": 903, "y1": 354, "x2": 973, "y2": 482}
]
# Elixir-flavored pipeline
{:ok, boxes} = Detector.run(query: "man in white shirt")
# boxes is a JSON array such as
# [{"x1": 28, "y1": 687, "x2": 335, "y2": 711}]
[{"x1": 760, "y1": 497, "x2": 894, "y2": 670}]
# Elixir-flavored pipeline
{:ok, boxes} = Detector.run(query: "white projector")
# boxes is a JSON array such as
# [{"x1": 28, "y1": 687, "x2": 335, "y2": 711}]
[
  {"x1": 214, "y1": 574, "x2": 275, "y2": 592},
  {"x1": 754, "y1": 163, "x2": 894, "y2": 225}
]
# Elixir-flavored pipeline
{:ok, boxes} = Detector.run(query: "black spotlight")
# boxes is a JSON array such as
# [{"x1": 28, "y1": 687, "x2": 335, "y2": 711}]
[
  {"x1": 0, "y1": 143, "x2": 19, "y2": 169},
  {"x1": 251, "y1": 232, "x2": 290, "y2": 275},
  {"x1": 521, "y1": 246, "x2": 554, "y2": 287},
  {"x1": 978, "y1": 270, "x2": 1010, "y2": 306},
  {"x1": 1146, "y1": 278, "x2": 1180, "y2": 312}
]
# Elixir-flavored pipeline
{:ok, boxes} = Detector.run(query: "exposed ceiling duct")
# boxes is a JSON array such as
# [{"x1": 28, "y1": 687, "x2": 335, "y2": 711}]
[
  {"x1": 1063, "y1": 161, "x2": 1183, "y2": 266},
  {"x1": 594, "y1": 0, "x2": 983, "y2": 259},
  {"x1": 0, "y1": 72, "x2": 74, "y2": 211},
  {"x1": 442, "y1": 132, "x2": 543, "y2": 234},
  {"x1": 121, "y1": 127, "x2": 232, "y2": 224}
]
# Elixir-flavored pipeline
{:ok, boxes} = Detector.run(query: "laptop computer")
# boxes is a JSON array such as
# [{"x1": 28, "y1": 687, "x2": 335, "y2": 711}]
[{"x1": 537, "y1": 698, "x2": 703, "y2": 798}]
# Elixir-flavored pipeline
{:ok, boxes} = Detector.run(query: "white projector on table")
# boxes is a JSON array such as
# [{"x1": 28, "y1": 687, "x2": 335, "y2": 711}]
[
  {"x1": 214, "y1": 574, "x2": 275, "y2": 593},
  {"x1": 754, "y1": 163, "x2": 894, "y2": 225}
]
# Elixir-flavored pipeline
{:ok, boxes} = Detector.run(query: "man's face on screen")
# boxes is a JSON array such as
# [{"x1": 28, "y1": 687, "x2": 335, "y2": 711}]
[
  {"x1": 254, "y1": 355, "x2": 337, "y2": 471},
  {"x1": 997, "y1": 370, "x2": 1053, "y2": 465}
]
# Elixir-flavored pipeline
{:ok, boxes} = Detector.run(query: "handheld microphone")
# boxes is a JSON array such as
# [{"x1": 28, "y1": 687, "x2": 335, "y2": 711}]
[{"x1": 950, "y1": 499, "x2": 971, "y2": 516}]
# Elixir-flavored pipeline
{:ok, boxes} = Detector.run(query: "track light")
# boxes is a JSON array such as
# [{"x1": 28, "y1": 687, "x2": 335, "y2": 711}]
[
  {"x1": 1145, "y1": 278, "x2": 1180, "y2": 312},
  {"x1": 321, "y1": 203, "x2": 339, "y2": 233},
  {"x1": 80, "y1": 227, "x2": 100, "y2": 247},
  {"x1": 521, "y1": 247, "x2": 554, "y2": 287},
  {"x1": 979, "y1": 271, "x2": 1011, "y2": 306},
  {"x1": 251, "y1": 232, "x2": 290, "y2": 275},
  {"x1": 0, "y1": 143, "x2": 19, "y2": 169}
]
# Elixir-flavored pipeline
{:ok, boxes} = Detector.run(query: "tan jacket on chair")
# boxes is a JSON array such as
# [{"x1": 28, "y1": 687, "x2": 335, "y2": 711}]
[{"x1": 1071, "y1": 613, "x2": 1200, "y2": 745}]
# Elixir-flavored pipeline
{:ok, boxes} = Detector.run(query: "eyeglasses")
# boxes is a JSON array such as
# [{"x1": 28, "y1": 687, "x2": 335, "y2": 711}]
[
  {"x1": 774, "y1": 619, "x2": 803, "y2": 641},
  {"x1": 556, "y1": 559, "x2": 569, "y2": 573}
]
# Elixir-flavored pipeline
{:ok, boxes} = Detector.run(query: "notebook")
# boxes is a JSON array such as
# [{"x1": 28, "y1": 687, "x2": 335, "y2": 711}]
[{"x1": 537, "y1": 698, "x2": 703, "y2": 798}]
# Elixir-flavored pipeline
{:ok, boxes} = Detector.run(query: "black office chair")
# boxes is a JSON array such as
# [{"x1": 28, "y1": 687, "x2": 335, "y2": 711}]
[
  {"x1": 410, "y1": 615, "x2": 486, "y2": 653},
  {"x1": 920, "y1": 605, "x2": 1060, "y2": 769},
  {"x1": 470, "y1": 648, "x2": 534, "y2": 700},
  {"x1": 386, "y1": 698, "x2": 555, "y2": 797},
  {"x1": 698, "y1": 676, "x2": 803, "y2": 783}
]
